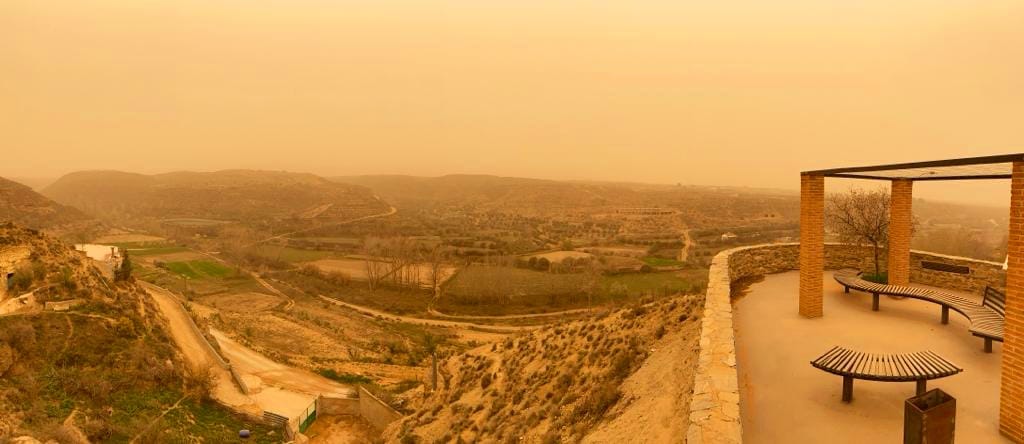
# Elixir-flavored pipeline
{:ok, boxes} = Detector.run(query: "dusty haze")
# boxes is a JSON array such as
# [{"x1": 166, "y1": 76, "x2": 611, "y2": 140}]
[{"x1": 4, "y1": 0, "x2": 1023, "y2": 204}]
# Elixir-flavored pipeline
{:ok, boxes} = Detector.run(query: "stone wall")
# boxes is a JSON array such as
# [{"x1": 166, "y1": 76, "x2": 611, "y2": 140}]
[
  {"x1": 725, "y1": 242, "x2": 1004, "y2": 293},
  {"x1": 357, "y1": 387, "x2": 403, "y2": 432},
  {"x1": 909, "y1": 251, "x2": 1004, "y2": 294},
  {"x1": 318, "y1": 395, "x2": 360, "y2": 416},
  {"x1": 689, "y1": 242, "x2": 1007, "y2": 443}
]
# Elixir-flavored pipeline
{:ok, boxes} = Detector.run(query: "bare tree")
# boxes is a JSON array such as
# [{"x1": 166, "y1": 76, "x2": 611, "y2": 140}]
[
  {"x1": 425, "y1": 246, "x2": 448, "y2": 300},
  {"x1": 826, "y1": 187, "x2": 894, "y2": 279}
]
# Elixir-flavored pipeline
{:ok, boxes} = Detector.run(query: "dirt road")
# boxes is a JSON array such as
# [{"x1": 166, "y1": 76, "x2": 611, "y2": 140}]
[
  {"x1": 210, "y1": 329, "x2": 355, "y2": 418},
  {"x1": 249, "y1": 204, "x2": 397, "y2": 247},
  {"x1": 319, "y1": 295, "x2": 534, "y2": 333},
  {"x1": 426, "y1": 307, "x2": 595, "y2": 321},
  {"x1": 141, "y1": 282, "x2": 258, "y2": 412},
  {"x1": 679, "y1": 229, "x2": 692, "y2": 263}
]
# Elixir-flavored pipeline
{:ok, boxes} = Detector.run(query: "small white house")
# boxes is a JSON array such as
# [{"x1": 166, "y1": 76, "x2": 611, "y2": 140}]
[
  {"x1": 721, "y1": 232, "x2": 739, "y2": 241},
  {"x1": 74, "y1": 244, "x2": 123, "y2": 277}
]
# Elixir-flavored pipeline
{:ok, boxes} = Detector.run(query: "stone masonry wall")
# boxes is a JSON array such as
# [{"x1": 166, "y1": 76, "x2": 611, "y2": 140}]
[{"x1": 689, "y1": 242, "x2": 1007, "y2": 443}]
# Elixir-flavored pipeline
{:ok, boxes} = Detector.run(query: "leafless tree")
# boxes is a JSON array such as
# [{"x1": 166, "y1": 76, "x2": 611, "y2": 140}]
[
  {"x1": 826, "y1": 187, "x2": 901, "y2": 278},
  {"x1": 425, "y1": 246, "x2": 448, "y2": 300}
]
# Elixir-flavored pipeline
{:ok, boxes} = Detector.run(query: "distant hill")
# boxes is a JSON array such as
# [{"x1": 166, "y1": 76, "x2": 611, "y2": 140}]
[
  {"x1": 0, "y1": 176, "x2": 96, "y2": 236},
  {"x1": 43, "y1": 170, "x2": 391, "y2": 225},
  {"x1": 333, "y1": 174, "x2": 650, "y2": 210},
  {"x1": 333, "y1": 174, "x2": 801, "y2": 227}
]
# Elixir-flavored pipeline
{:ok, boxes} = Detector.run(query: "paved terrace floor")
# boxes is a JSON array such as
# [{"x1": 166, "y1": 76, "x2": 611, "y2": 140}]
[{"x1": 735, "y1": 271, "x2": 1011, "y2": 443}]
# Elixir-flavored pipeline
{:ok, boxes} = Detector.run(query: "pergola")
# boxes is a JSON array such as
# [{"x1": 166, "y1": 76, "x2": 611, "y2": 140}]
[{"x1": 799, "y1": 153, "x2": 1023, "y2": 442}]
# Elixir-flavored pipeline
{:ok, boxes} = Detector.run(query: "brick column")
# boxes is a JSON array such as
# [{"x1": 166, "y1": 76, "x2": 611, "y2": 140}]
[
  {"x1": 799, "y1": 174, "x2": 825, "y2": 318},
  {"x1": 887, "y1": 179, "x2": 913, "y2": 286},
  {"x1": 1001, "y1": 162, "x2": 1024, "y2": 442}
]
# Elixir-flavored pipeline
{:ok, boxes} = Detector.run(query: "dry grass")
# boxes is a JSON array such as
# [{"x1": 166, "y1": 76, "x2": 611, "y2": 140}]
[{"x1": 386, "y1": 294, "x2": 705, "y2": 443}]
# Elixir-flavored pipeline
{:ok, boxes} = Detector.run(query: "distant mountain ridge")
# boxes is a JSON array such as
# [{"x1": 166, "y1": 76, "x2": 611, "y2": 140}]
[
  {"x1": 332, "y1": 174, "x2": 652, "y2": 209},
  {"x1": 43, "y1": 169, "x2": 390, "y2": 224},
  {"x1": 0, "y1": 176, "x2": 95, "y2": 234}
]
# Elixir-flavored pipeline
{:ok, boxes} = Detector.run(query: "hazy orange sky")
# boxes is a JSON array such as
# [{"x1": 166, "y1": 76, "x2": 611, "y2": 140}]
[{"x1": 3, "y1": 0, "x2": 1023, "y2": 204}]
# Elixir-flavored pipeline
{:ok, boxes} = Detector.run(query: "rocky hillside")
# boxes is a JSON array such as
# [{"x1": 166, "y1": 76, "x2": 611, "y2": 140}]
[
  {"x1": 0, "y1": 224, "x2": 276, "y2": 442},
  {"x1": 0, "y1": 177, "x2": 98, "y2": 239},
  {"x1": 385, "y1": 295, "x2": 704, "y2": 444},
  {"x1": 43, "y1": 169, "x2": 391, "y2": 226}
]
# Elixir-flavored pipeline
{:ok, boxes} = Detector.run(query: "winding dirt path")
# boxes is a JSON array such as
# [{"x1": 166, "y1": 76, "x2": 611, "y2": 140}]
[
  {"x1": 318, "y1": 295, "x2": 534, "y2": 333},
  {"x1": 141, "y1": 282, "x2": 258, "y2": 413},
  {"x1": 248, "y1": 205, "x2": 397, "y2": 247},
  {"x1": 426, "y1": 307, "x2": 595, "y2": 320},
  {"x1": 679, "y1": 229, "x2": 692, "y2": 263}
]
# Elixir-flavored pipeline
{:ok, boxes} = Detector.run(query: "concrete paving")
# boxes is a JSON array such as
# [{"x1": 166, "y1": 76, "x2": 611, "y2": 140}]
[{"x1": 734, "y1": 271, "x2": 1012, "y2": 443}]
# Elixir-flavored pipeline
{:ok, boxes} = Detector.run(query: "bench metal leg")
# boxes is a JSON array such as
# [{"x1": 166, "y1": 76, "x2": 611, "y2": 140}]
[
  {"x1": 842, "y1": 376, "x2": 854, "y2": 402},
  {"x1": 941, "y1": 306, "x2": 949, "y2": 325},
  {"x1": 872, "y1": 293, "x2": 880, "y2": 311},
  {"x1": 985, "y1": 338, "x2": 993, "y2": 353},
  {"x1": 844, "y1": 286, "x2": 850, "y2": 294},
  {"x1": 916, "y1": 380, "x2": 927, "y2": 395}
]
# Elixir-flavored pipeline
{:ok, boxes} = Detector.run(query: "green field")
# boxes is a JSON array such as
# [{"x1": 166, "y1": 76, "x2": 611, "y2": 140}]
[
  {"x1": 599, "y1": 272, "x2": 700, "y2": 297},
  {"x1": 441, "y1": 266, "x2": 707, "y2": 315},
  {"x1": 164, "y1": 260, "x2": 235, "y2": 279}
]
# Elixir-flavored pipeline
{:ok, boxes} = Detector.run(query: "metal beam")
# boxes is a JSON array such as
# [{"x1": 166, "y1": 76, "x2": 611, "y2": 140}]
[{"x1": 802, "y1": 153, "x2": 1024, "y2": 177}]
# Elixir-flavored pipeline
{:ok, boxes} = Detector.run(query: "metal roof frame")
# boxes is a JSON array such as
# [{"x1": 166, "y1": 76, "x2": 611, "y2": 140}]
[{"x1": 801, "y1": 153, "x2": 1024, "y2": 181}]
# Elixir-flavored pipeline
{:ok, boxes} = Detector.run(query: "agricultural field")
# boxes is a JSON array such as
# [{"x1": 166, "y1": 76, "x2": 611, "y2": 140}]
[
  {"x1": 92, "y1": 232, "x2": 166, "y2": 244},
  {"x1": 582, "y1": 245, "x2": 648, "y2": 258},
  {"x1": 250, "y1": 245, "x2": 341, "y2": 263},
  {"x1": 524, "y1": 250, "x2": 593, "y2": 261},
  {"x1": 161, "y1": 217, "x2": 233, "y2": 227},
  {"x1": 164, "y1": 260, "x2": 235, "y2": 279},
  {"x1": 641, "y1": 256, "x2": 686, "y2": 267},
  {"x1": 304, "y1": 258, "x2": 457, "y2": 289}
]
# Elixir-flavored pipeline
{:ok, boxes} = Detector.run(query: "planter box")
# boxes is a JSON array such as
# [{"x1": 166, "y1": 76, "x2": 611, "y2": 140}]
[{"x1": 905, "y1": 388, "x2": 956, "y2": 444}]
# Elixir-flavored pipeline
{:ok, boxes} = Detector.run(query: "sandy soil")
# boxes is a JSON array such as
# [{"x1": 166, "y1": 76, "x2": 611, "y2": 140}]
[
  {"x1": 224, "y1": 312, "x2": 351, "y2": 360},
  {"x1": 583, "y1": 318, "x2": 700, "y2": 444},
  {"x1": 141, "y1": 282, "x2": 258, "y2": 413},
  {"x1": 306, "y1": 415, "x2": 379, "y2": 444},
  {"x1": 198, "y1": 292, "x2": 284, "y2": 313}
]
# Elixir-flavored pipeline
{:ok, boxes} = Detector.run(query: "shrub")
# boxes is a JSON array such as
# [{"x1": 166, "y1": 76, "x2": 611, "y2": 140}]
[
  {"x1": 574, "y1": 381, "x2": 620, "y2": 419},
  {"x1": 316, "y1": 368, "x2": 373, "y2": 384}
]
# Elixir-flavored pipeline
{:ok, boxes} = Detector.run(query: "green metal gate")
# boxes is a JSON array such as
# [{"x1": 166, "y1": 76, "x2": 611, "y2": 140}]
[{"x1": 298, "y1": 399, "x2": 317, "y2": 433}]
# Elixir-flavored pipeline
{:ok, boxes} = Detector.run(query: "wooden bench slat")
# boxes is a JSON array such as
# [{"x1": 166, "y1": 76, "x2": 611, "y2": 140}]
[
  {"x1": 835, "y1": 270, "x2": 1005, "y2": 350},
  {"x1": 814, "y1": 347, "x2": 963, "y2": 381}
]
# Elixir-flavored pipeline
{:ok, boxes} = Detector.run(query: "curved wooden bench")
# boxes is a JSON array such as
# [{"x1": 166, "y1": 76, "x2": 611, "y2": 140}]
[
  {"x1": 811, "y1": 346, "x2": 963, "y2": 402},
  {"x1": 833, "y1": 270, "x2": 1005, "y2": 352}
]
